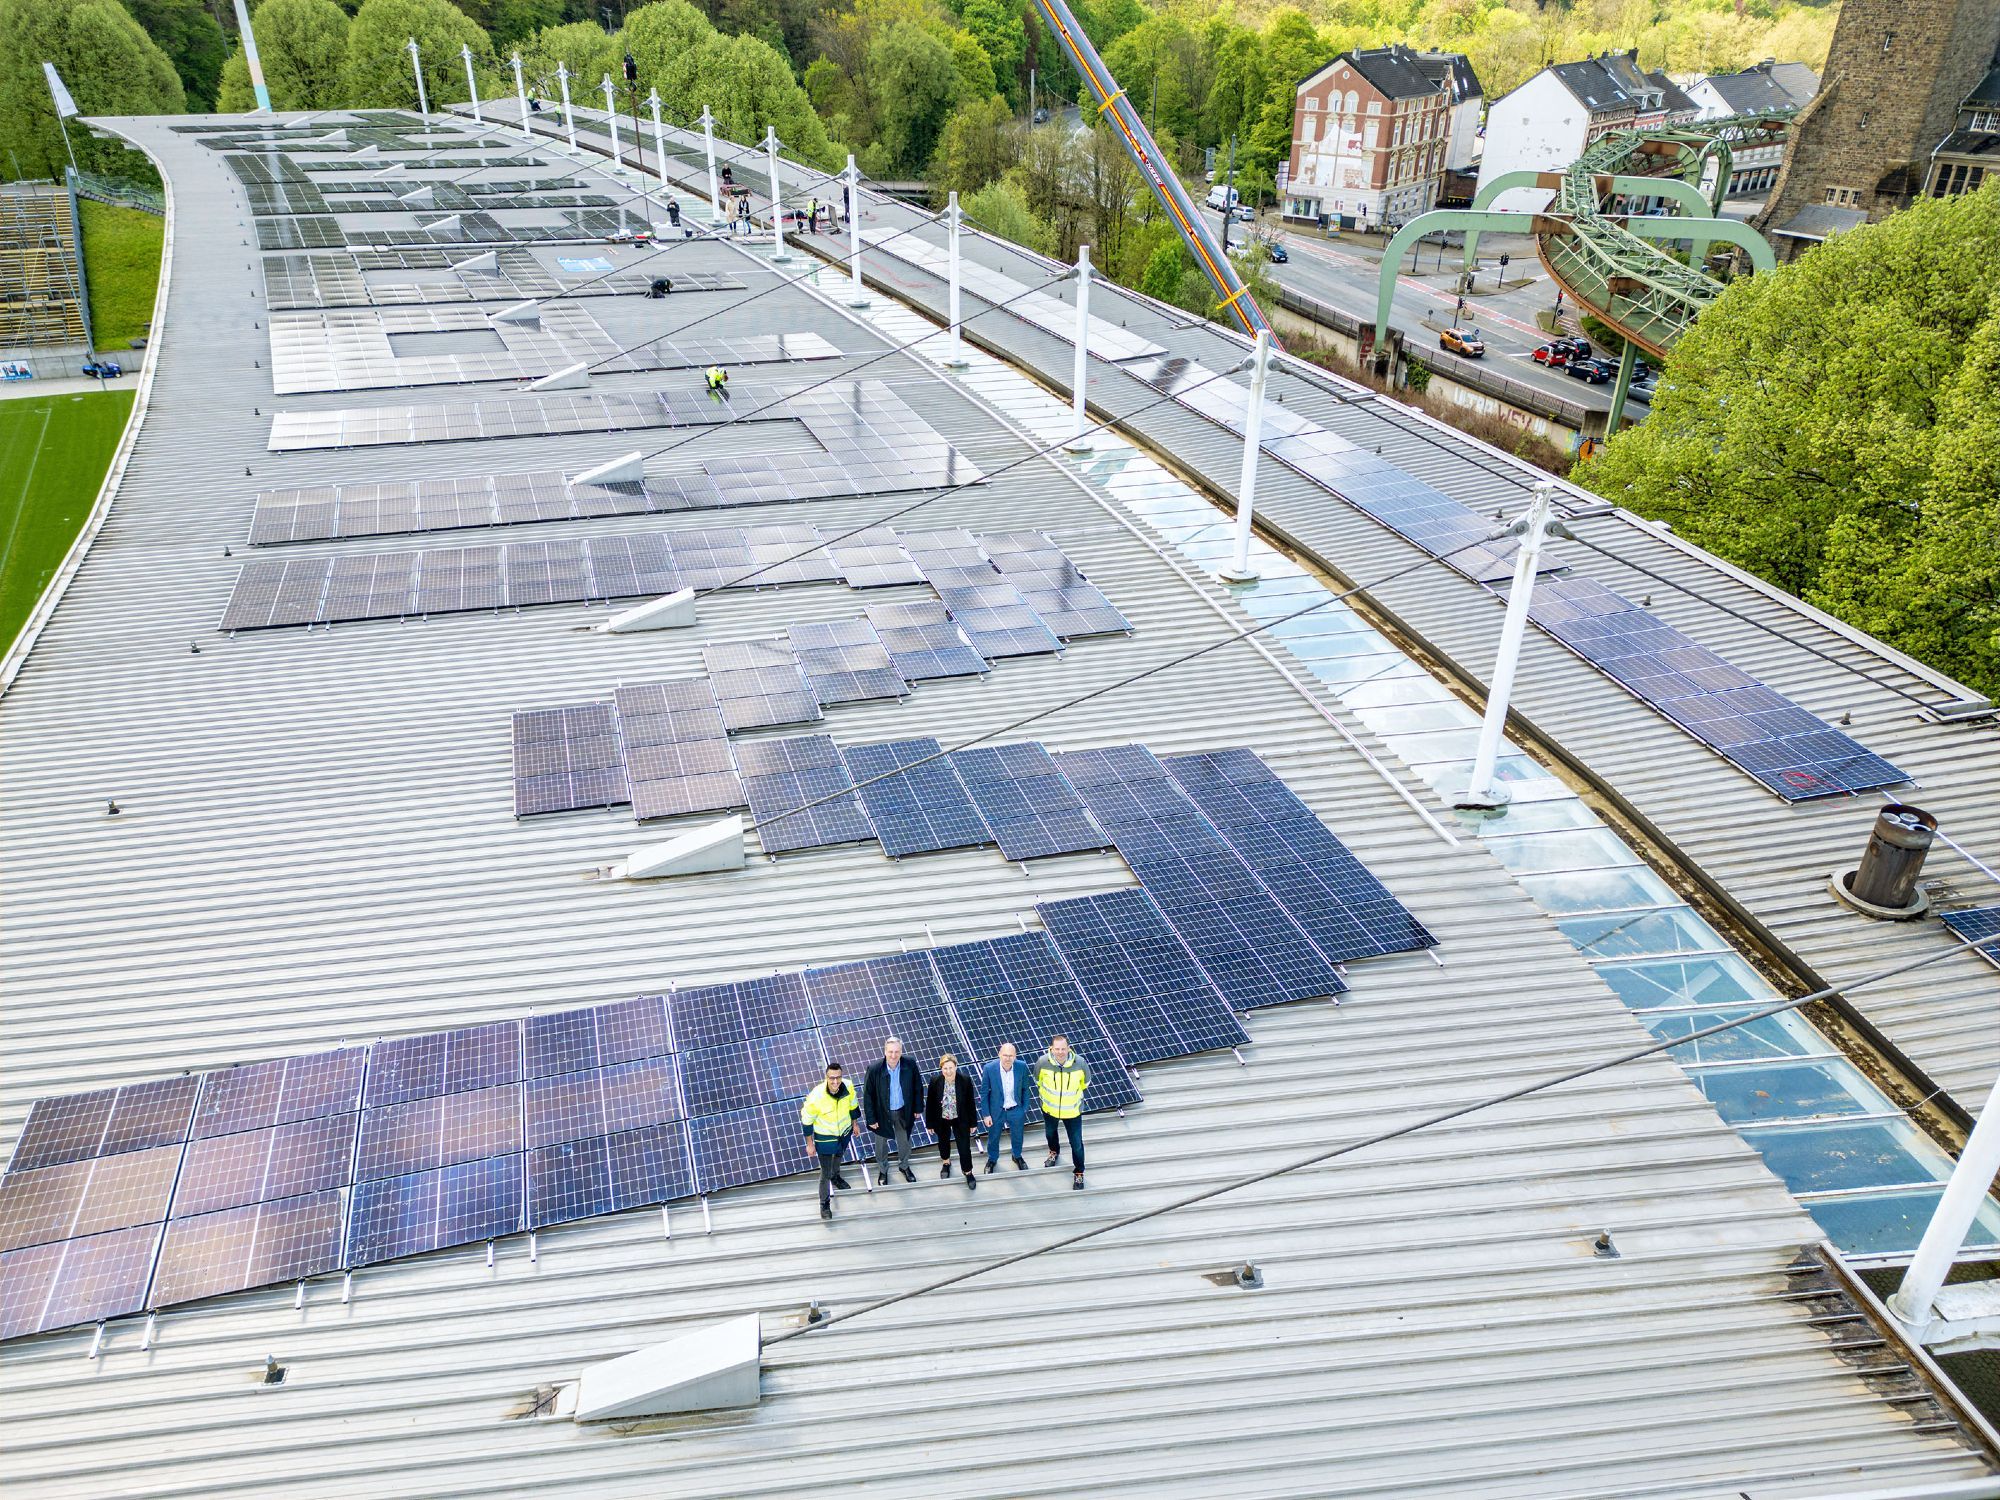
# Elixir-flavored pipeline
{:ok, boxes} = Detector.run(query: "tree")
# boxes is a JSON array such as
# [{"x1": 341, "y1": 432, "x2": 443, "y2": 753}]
[
  {"x1": 963, "y1": 175, "x2": 1050, "y2": 254},
  {"x1": 865, "y1": 21, "x2": 954, "y2": 174},
  {"x1": 454, "y1": 0, "x2": 560, "y2": 50},
  {"x1": 620, "y1": 0, "x2": 709, "y2": 115},
  {"x1": 1576, "y1": 183, "x2": 2000, "y2": 700},
  {"x1": 930, "y1": 92, "x2": 1011, "y2": 201},
  {"x1": 514, "y1": 17, "x2": 619, "y2": 102},
  {"x1": 693, "y1": 30, "x2": 835, "y2": 165},
  {"x1": 215, "y1": 0, "x2": 349, "y2": 110},
  {"x1": 118, "y1": 0, "x2": 226, "y2": 108},
  {"x1": 340, "y1": 0, "x2": 490, "y2": 109},
  {"x1": 947, "y1": 28, "x2": 995, "y2": 105},
  {"x1": 957, "y1": 0, "x2": 1022, "y2": 105},
  {"x1": 0, "y1": 0, "x2": 185, "y2": 181}
]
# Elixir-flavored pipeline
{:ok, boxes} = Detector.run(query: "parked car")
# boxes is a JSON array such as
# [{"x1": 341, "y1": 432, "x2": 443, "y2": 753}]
[
  {"x1": 1230, "y1": 204, "x2": 1255, "y2": 222},
  {"x1": 1032, "y1": 107, "x2": 1050, "y2": 124},
  {"x1": 1261, "y1": 239, "x2": 1288, "y2": 263},
  {"x1": 1531, "y1": 342, "x2": 1571, "y2": 368},
  {"x1": 81, "y1": 360, "x2": 123, "y2": 379},
  {"x1": 1567, "y1": 356, "x2": 1615, "y2": 383},
  {"x1": 1438, "y1": 327, "x2": 1485, "y2": 357}
]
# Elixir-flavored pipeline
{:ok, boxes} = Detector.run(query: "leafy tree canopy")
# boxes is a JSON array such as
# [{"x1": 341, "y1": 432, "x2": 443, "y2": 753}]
[
  {"x1": 1576, "y1": 183, "x2": 2000, "y2": 700},
  {"x1": 118, "y1": 0, "x2": 225, "y2": 108},
  {"x1": 340, "y1": 0, "x2": 490, "y2": 109},
  {"x1": 0, "y1": 0, "x2": 184, "y2": 180},
  {"x1": 216, "y1": 0, "x2": 350, "y2": 110}
]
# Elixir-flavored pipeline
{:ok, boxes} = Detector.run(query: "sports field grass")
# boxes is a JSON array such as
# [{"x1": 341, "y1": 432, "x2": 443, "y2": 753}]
[
  {"x1": 0, "y1": 391, "x2": 135, "y2": 659},
  {"x1": 78, "y1": 200, "x2": 164, "y2": 352}
]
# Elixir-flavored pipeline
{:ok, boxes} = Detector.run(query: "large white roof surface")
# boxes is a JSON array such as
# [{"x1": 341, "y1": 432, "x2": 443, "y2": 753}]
[{"x1": 0, "y1": 109, "x2": 1994, "y2": 1499}]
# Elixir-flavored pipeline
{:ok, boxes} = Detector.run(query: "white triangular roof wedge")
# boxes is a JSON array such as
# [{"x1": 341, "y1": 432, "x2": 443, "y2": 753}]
[
  {"x1": 614, "y1": 816, "x2": 745, "y2": 880},
  {"x1": 399, "y1": 185, "x2": 435, "y2": 205},
  {"x1": 568, "y1": 451, "x2": 644, "y2": 487},
  {"x1": 452, "y1": 251, "x2": 498, "y2": 273},
  {"x1": 568, "y1": 1314, "x2": 761, "y2": 1420},
  {"x1": 423, "y1": 215, "x2": 461, "y2": 236},
  {"x1": 351, "y1": 142, "x2": 377, "y2": 156},
  {"x1": 373, "y1": 162, "x2": 404, "y2": 176},
  {"x1": 529, "y1": 362, "x2": 589, "y2": 391},
  {"x1": 594, "y1": 586, "x2": 697, "y2": 633},
  {"x1": 489, "y1": 299, "x2": 539, "y2": 326}
]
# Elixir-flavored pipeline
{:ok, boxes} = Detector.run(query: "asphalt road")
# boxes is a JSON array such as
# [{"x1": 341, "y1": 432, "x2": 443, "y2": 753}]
[{"x1": 1199, "y1": 206, "x2": 1650, "y2": 415}]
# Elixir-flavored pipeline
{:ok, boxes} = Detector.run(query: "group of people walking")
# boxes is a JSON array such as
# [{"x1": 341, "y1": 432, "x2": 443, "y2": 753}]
[{"x1": 799, "y1": 1037, "x2": 1092, "y2": 1219}]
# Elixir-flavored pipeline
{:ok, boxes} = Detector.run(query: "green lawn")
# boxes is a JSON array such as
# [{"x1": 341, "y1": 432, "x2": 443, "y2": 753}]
[
  {"x1": 0, "y1": 391, "x2": 136, "y2": 659},
  {"x1": 78, "y1": 200, "x2": 163, "y2": 352}
]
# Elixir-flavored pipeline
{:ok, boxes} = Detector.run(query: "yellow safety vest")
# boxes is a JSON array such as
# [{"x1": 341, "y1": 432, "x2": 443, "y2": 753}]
[
  {"x1": 705, "y1": 366, "x2": 726, "y2": 390},
  {"x1": 800, "y1": 1082, "x2": 859, "y2": 1141},
  {"x1": 1035, "y1": 1051, "x2": 1089, "y2": 1119}
]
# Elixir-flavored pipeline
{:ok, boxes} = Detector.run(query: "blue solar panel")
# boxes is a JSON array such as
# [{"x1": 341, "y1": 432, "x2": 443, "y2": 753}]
[
  {"x1": 1037, "y1": 888, "x2": 1249, "y2": 1062},
  {"x1": 150, "y1": 1190, "x2": 346, "y2": 1310},
  {"x1": 936, "y1": 581, "x2": 1062, "y2": 659},
  {"x1": 789, "y1": 617, "x2": 907, "y2": 706},
  {"x1": 949, "y1": 742, "x2": 1108, "y2": 860},
  {"x1": 680, "y1": 1031, "x2": 824, "y2": 1118},
  {"x1": 346, "y1": 1153, "x2": 523, "y2": 1267},
  {"x1": 929, "y1": 933, "x2": 1141, "y2": 1111},
  {"x1": 1162, "y1": 749, "x2": 1434, "y2": 962},
  {"x1": 843, "y1": 738, "x2": 994, "y2": 857},
  {"x1": 1528, "y1": 576, "x2": 1907, "y2": 802},
  {"x1": 526, "y1": 1116, "x2": 696, "y2": 1229},
  {"x1": 864, "y1": 600, "x2": 988, "y2": 680},
  {"x1": 192, "y1": 1048, "x2": 366, "y2": 1139},
  {"x1": 1054, "y1": 746, "x2": 1347, "y2": 1010},
  {"x1": 688, "y1": 1105, "x2": 785, "y2": 1194},
  {"x1": 1940, "y1": 906, "x2": 2000, "y2": 971},
  {"x1": 739, "y1": 734, "x2": 879, "y2": 855}
]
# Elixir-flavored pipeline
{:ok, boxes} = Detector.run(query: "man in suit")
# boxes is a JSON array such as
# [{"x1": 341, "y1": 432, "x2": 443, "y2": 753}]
[
  {"x1": 863, "y1": 1036, "x2": 922, "y2": 1185},
  {"x1": 981, "y1": 1041, "x2": 1031, "y2": 1175}
]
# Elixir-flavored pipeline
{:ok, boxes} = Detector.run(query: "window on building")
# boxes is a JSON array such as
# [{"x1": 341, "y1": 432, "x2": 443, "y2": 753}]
[
  {"x1": 1824, "y1": 185, "x2": 1861, "y2": 206},
  {"x1": 1367, "y1": 100, "x2": 1381, "y2": 114},
  {"x1": 1304, "y1": 97, "x2": 1320, "y2": 111}
]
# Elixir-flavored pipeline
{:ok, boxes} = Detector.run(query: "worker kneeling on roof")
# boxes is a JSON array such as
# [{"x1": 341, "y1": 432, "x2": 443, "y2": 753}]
[{"x1": 704, "y1": 365, "x2": 728, "y2": 397}]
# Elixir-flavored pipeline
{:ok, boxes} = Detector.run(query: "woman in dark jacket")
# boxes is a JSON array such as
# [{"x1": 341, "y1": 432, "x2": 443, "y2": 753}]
[{"x1": 924, "y1": 1054, "x2": 979, "y2": 1190}]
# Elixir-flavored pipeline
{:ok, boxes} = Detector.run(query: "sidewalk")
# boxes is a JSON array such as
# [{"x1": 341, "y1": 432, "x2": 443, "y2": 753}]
[{"x1": 0, "y1": 375, "x2": 129, "y2": 402}]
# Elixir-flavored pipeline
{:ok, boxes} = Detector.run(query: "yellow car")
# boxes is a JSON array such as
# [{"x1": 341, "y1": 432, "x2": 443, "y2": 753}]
[{"x1": 1439, "y1": 327, "x2": 1485, "y2": 357}]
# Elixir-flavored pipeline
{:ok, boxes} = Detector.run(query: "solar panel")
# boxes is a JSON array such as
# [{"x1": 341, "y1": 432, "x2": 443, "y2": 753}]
[
  {"x1": 1527, "y1": 576, "x2": 1908, "y2": 802},
  {"x1": 668, "y1": 973, "x2": 814, "y2": 1050},
  {"x1": 703, "y1": 641, "x2": 825, "y2": 732},
  {"x1": 825, "y1": 529, "x2": 923, "y2": 588},
  {"x1": 687, "y1": 1105, "x2": 786, "y2": 1195},
  {"x1": 864, "y1": 600, "x2": 988, "y2": 680},
  {"x1": 354, "y1": 1084, "x2": 521, "y2": 1182},
  {"x1": 10, "y1": 1075, "x2": 200, "y2": 1173},
  {"x1": 170, "y1": 1112, "x2": 357, "y2": 1217},
  {"x1": 1940, "y1": 906, "x2": 2000, "y2": 971},
  {"x1": 346, "y1": 1154, "x2": 524, "y2": 1267},
  {"x1": 0, "y1": 1224, "x2": 161, "y2": 1340},
  {"x1": 842, "y1": 738, "x2": 993, "y2": 857},
  {"x1": 949, "y1": 742, "x2": 1108, "y2": 860},
  {"x1": 1161, "y1": 749, "x2": 1435, "y2": 962},
  {"x1": 979, "y1": 534, "x2": 1132, "y2": 639},
  {"x1": 936, "y1": 581, "x2": 1063, "y2": 659},
  {"x1": 192, "y1": 1048, "x2": 366, "y2": 1138},
  {"x1": 929, "y1": 933, "x2": 1141, "y2": 1111},
  {"x1": 1054, "y1": 746, "x2": 1347, "y2": 1010},
  {"x1": 788, "y1": 617, "x2": 907, "y2": 705},
  {"x1": 681, "y1": 1031, "x2": 825, "y2": 1118},
  {"x1": 149, "y1": 1191, "x2": 346, "y2": 1309},
  {"x1": 0, "y1": 1144, "x2": 181, "y2": 1253},
  {"x1": 1036, "y1": 888, "x2": 1249, "y2": 1062},
  {"x1": 738, "y1": 735, "x2": 878, "y2": 855}
]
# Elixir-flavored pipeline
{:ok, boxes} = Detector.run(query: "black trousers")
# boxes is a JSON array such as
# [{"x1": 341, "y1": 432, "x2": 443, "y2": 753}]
[
  {"x1": 815, "y1": 1146, "x2": 846, "y2": 1206},
  {"x1": 1044, "y1": 1113, "x2": 1084, "y2": 1171},
  {"x1": 935, "y1": 1119, "x2": 973, "y2": 1172}
]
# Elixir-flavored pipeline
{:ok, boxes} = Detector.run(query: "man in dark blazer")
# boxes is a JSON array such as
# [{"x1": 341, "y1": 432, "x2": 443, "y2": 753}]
[
  {"x1": 863, "y1": 1036, "x2": 923, "y2": 1185},
  {"x1": 981, "y1": 1041, "x2": 1032, "y2": 1175}
]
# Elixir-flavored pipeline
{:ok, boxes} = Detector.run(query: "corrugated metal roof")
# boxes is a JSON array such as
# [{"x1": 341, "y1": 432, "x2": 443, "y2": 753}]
[{"x1": 1, "y1": 110, "x2": 1994, "y2": 1499}]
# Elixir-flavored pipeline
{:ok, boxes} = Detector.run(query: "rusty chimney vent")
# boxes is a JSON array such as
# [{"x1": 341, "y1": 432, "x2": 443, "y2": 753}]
[{"x1": 1830, "y1": 804, "x2": 1936, "y2": 920}]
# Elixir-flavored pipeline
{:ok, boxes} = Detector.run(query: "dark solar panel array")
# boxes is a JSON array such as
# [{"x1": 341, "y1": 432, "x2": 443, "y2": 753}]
[
  {"x1": 3, "y1": 740, "x2": 1440, "y2": 1336},
  {"x1": 979, "y1": 532, "x2": 1132, "y2": 639},
  {"x1": 842, "y1": 738, "x2": 994, "y2": 857},
  {"x1": 949, "y1": 742, "x2": 1108, "y2": 861},
  {"x1": 1527, "y1": 576, "x2": 1908, "y2": 801},
  {"x1": 1036, "y1": 888, "x2": 1249, "y2": 1062},
  {"x1": 511, "y1": 702, "x2": 628, "y2": 816},
  {"x1": 935, "y1": 580, "x2": 1062, "y2": 659},
  {"x1": 1939, "y1": 906, "x2": 2000, "y2": 972},
  {"x1": 738, "y1": 735, "x2": 879, "y2": 855},
  {"x1": 1162, "y1": 749, "x2": 1435, "y2": 961},
  {"x1": 1127, "y1": 354, "x2": 1905, "y2": 801},
  {"x1": 1055, "y1": 746, "x2": 1347, "y2": 1010},
  {"x1": 929, "y1": 932, "x2": 1142, "y2": 1112},
  {"x1": 613, "y1": 680, "x2": 745, "y2": 822}
]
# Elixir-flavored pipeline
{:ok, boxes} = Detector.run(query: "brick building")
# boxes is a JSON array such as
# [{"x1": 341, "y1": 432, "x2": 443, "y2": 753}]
[
  {"x1": 1758, "y1": 0, "x2": 2000, "y2": 258},
  {"x1": 1282, "y1": 44, "x2": 1458, "y2": 230},
  {"x1": 1922, "y1": 60, "x2": 2000, "y2": 198}
]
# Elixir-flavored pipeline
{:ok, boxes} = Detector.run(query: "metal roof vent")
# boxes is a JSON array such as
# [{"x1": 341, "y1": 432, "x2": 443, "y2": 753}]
[{"x1": 1831, "y1": 804, "x2": 1935, "y2": 920}]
